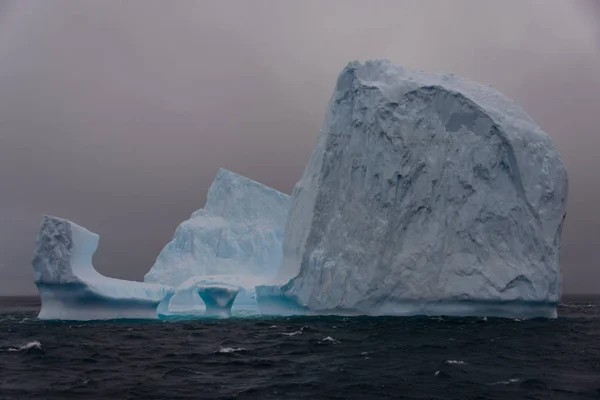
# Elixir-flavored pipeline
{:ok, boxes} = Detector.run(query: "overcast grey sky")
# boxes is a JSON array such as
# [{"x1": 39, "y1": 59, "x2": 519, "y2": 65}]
[{"x1": 0, "y1": 0, "x2": 598, "y2": 295}]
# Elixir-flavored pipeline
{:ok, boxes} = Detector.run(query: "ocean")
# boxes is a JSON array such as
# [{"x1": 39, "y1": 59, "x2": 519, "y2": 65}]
[{"x1": 0, "y1": 295, "x2": 598, "y2": 399}]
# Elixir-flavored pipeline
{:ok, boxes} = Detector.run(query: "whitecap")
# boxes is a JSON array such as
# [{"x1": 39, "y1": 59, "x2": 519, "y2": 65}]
[
  {"x1": 281, "y1": 326, "x2": 308, "y2": 336},
  {"x1": 445, "y1": 360, "x2": 467, "y2": 365},
  {"x1": 492, "y1": 378, "x2": 520, "y2": 385},
  {"x1": 319, "y1": 336, "x2": 340, "y2": 344},
  {"x1": 8, "y1": 341, "x2": 42, "y2": 352},
  {"x1": 281, "y1": 330, "x2": 303, "y2": 336},
  {"x1": 216, "y1": 347, "x2": 246, "y2": 353}
]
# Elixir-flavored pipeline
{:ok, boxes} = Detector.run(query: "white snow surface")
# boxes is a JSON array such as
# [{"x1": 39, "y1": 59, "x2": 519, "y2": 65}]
[
  {"x1": 32, "y1": 215, "x2": 174, "y2": 320},
  {"x1": 259, "y1": 60, "x2": 568, "y2": 318},
  {"x1": 145, "y1": 169, "x2": 290, "y2": 286}
]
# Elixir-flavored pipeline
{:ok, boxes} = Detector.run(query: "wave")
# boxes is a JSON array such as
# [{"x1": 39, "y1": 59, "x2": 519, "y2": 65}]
[
  {"x1": 216, "y1": 347, "x2": 246, "y2": 354},
  {"x1": 7, "y1": 341, "x2": 42, "y2": 352},
  {"x1": 491, "y1": 378, "x2": 520, "y2": 385},
  {"x1": 281, "y1": 330, "x2": 303, "y2": 336},
  {"x1": 445, "y1": 360, "x2": 467, "y2": 365},
  {"x1": 319, "y1": 336, "x2": 340, "y2": 344},
  {"x1": 280, "y1": 325, "x2": 309, "y2": 336}
]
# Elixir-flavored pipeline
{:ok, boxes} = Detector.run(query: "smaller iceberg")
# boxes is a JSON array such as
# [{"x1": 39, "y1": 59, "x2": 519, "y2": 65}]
[
  {"x1": 164, "y1": 274, "x2": 265, "y2": 316},
  {"x1": 145, "y1": 168, "x2": 290, "y2": 314},
  {"x1": 32, "y1": 215, "x2": 174, "y2": 320}
]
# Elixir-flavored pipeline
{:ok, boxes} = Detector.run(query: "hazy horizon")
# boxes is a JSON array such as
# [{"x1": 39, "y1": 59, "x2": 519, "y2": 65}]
[{"x1": 1, "y1": 0, "x2": 599, "y2": 295}]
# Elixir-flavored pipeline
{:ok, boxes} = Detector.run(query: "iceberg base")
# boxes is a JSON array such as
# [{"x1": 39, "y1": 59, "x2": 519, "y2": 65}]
[
  {"x1": 37, "y1": 284, "x2": 165, "y2": 320},
  {"x1": 372, "y1": 299, "x2": 558, "y2": 319},
  {"x1": 256, "y1": 285, "x2": 558, "y2": 318},
  {"x1": 255, "y1": 285, "x2": 308, "y2": 316}
]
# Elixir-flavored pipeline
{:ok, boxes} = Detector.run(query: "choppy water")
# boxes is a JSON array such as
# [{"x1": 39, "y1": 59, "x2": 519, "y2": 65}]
[{"x1": 0, "y1": 295, "x2": 599, "y2": 399}]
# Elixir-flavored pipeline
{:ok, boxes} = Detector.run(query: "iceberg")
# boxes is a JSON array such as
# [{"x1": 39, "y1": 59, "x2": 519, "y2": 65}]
[
  {"x1": 258, "y1": 60, "x2": 568, "y2": 318},
  {"x1": 32, "y1": 215, "x2": 174, "y2": 320},
  {"x1": 145, "y1": 168, "x2": 290, "y2": 314}
]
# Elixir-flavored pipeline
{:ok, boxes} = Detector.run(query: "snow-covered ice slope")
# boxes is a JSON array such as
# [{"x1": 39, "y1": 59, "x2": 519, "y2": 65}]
[
  {"x1": 144, "y1": 168, "x2": 290, "y2": 313},
  {"x1": 258, "y1": 60, "x2": 568, "y2": 318},
  {"x1": 32, "y1": 215, "x2": 174, "y2": 320}
]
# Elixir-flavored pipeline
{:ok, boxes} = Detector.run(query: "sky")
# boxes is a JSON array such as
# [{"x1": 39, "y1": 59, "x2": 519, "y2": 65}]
[{"x1": 0, "y1": 0, "x2": 598, "y2": 295}]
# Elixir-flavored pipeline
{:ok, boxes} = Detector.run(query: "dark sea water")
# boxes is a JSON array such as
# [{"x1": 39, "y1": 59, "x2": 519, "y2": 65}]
[{"x1": 0, "y1": 296, "x2": 599, "y2": 399}]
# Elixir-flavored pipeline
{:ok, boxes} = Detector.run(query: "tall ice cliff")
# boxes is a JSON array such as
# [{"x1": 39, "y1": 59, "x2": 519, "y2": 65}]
[{"x1": 259, "y1": 60, "x2": 568, "y2": 318}]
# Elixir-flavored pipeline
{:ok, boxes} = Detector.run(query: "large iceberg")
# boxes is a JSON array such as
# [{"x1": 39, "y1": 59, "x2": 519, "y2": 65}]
[
  {"x1": 145, "y1": 168, "x2": 290, "y2": 314},
  {"x1": 32, "y1": 215, "x2": 174, "y2": 320},
  {"x1": 258, "y1": 60, "x2": 568, "y2": 318}
]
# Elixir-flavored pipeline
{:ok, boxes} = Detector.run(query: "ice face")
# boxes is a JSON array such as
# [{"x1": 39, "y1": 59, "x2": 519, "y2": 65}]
[
  {"x1": 144, "y1": 168, "x2": 290, "y2": 313},
  {"x1": 32, "y1": 215, "x2": 174, "y2": 320},
  {"x1": 259, "y1": 60, "x2": 568, "y2": 318}
]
